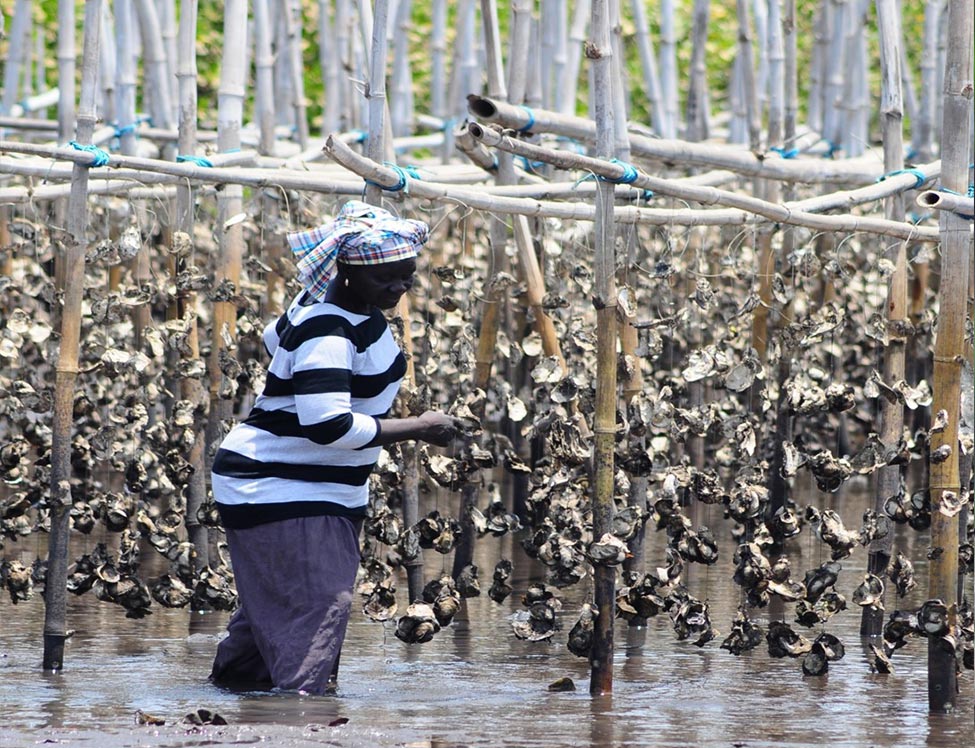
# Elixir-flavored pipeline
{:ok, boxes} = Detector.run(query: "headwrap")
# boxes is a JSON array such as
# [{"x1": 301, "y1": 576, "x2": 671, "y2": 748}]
[{"x1": 286, "y1": 200, "x2": 429, "y2": 301}]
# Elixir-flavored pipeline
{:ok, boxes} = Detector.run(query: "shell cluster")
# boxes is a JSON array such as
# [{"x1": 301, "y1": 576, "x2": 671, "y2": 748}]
[{"x1": 1, "y1": 184, "x2": 972, "y2": 681}]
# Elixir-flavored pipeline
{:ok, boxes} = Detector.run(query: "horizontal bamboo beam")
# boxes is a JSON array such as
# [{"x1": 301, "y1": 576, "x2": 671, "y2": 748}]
[
  {"x1": 468, "y1": 94, "x2": 911, "y2": 184},
  {"x1": 916, "y1": 189, "x2": 975, "y2": 217},
  {"x1": 465, "y1": 123, "x2": 945, "y2": 241}
]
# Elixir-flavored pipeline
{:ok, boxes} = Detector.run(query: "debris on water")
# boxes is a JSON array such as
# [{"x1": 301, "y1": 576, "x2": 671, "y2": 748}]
[
  {"x1": 547, "y1": 676, "x2": 576, "y2": 692},
  {"x1": 135, "y1": 709, "x2": 166, "y2": 726},
  {"x1": 183, "y1": 708, "x2": 227, "y2": 725}
]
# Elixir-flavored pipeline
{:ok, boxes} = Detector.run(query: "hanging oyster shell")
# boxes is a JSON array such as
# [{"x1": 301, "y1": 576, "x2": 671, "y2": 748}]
[
  {"x1": 869, "y1": 643, "x2": 894, "y2": 673},
  {"x1": 362, "y1": 580, "x2": 398, "y2": 622},
  {"x1": 395, "y1": 602, "x2": 441, "y2": 644},
  {"x1": 720, "y1": 610, "x2": 764, "y2": 656},
  {"x1": 917, "y1": 599, "x2": 950, "y2": 638},
  {"x1": 883, "y1": 611, "x2": 918, "y2": 651},
  {"x1": 567, "y1": 602, "x2": 596, "y2": 658},
  {"x1": 852, "y1": 573, "x2": 886, "y2": 610},
  {"x1": 802, "y1": 641, "x2": 830, "y2": 676},
  {"x1": 585, "y1": 533, "x2": 630, "y2": 566},
  {"x1": 488, "y1": 559, "x2": 514, "y2": 603},
  {"x1": 454, "y1": 565, "x2": 481, "y2": 599},
  {"x1": 0, "y1": 559, "x2": 33, "y2": 603},
  {"x1": 817, "y1": 509, "x2": 862, "y2": 560},
  {"x1": 766, "y1": 621, "x2": 813, "y2": 658},
  {"x1": 151, "y1": 574, "x2": 193, "y2": 608},
  {"x1": 888, "y1": 552, "x2": 917, "y2": 597},
  {"x1": 803, "y1": 560, "x2": 842, "y2": 603}
]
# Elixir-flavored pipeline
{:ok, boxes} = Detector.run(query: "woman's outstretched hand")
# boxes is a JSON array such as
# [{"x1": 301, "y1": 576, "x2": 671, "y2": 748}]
[{"x1": 416, "y1": 411, "x2": 465, "y2": 446}]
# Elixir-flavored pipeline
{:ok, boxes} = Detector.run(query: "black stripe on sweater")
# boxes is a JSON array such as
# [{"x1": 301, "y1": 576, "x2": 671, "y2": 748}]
[
  {"x1": 212, "y1": 448, "x2": 376, "y2": 484},
  {"x1": 215, "y1": 499, "x2": 367, "y2": 529},
  {"x1": 262, "y1": 353, "x2": 406, "y2": 399},
  {"x1": 278, "y1": 310, "x2": 388, "y2": 354}
]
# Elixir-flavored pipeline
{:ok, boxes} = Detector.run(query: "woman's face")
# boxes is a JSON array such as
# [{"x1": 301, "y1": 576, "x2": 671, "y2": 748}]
[{"x1": 342, "y1": 258, "x2": 417, "y2": 310}]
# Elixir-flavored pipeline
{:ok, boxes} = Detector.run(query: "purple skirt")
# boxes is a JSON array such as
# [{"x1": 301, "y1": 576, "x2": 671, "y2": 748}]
[{"x1": 210, "y1": 514, "x2": 361, "y2": 695}]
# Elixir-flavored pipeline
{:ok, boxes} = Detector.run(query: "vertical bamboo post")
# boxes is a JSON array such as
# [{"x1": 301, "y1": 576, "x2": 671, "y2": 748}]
[
  {"x1": 43, "y1": 0, "x2": 103, "y2": 673},
  {"x1": 862, "y1": 0, "x2": 908, "y2": 637},
  {"x1": 927, "y1": 0, "x2": 972, "y2": 712},
  {"x1": 735, "y1": 0, "x2": 762, "y2": 152},
  {"x1": 685, "y1": 0, "x2": 711, "y2": 142},
  {"x1": 56, "y1": 0, "x2": 76, "y2": 145},
  {"x1": 1, "y1": 0, "x2": 32, "y2": 118},
  {"x1": 589, "y1": 0, "x2": 618, "y2": 697},
  {"x1": 204, "y1": 0, "x2": 247, "y2": 468},
  {"x1": 279, "y1": 0, "x2": 310, "y2": 149},
  {"x1": 319, "y1": 0, "x2": 342, "y2": 137},
  {"x1": 629, "y1": 0, "x2": 665, "y2": 137},
  {"x1": 174, "y1": 0, "x2": 209, "y2": 574},
  {"x1": 559, "y1": 0, "x2": 590, "y2": 116},
  {"x1": 658, "y1": 0, "x2": 678, "y2": 138}
]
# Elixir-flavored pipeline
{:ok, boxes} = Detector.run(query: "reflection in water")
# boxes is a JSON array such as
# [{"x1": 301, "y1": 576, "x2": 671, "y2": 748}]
[{"x1": 0, "y1": 479, "x2": 972, "y2": 748}]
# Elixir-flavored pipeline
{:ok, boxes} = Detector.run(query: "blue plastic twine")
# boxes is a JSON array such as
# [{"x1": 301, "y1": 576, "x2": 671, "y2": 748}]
[
  {"x1": 598, "y1": 158, "x2": 640, "y2": 185},
  {"x1": 367, "y1": 163, "x2": 421, "y2": 192},
  {"x1": 771, "y1": 146, "x2": 799, "y2": 159},
  {"x1": 68, "y1": 141, "x2": 110, "y2": 167},
  {"x1": 517, "y1": 106, "x2": 536, "y2": 133},
  {"x1": 877, "y1": 168, "x2": 927, "y2": 189},
  {"x1": 176, "y1": 154, "x2": 214, "y2": 168}
]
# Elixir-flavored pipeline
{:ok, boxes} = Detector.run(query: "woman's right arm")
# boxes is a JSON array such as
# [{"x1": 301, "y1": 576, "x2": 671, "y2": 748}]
[{"x1": 367, "y1": 411, "x2": 463, "y2": 448}]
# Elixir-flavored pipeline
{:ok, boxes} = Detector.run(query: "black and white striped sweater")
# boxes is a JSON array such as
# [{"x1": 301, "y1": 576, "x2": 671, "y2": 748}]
[{"x1": 211, "y1": 292, "x2": 406, "y2": 528}]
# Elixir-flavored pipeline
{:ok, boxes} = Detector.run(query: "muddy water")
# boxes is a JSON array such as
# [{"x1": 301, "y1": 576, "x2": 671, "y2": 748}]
[{"x1": 1, "y1": 478, "x2": 972, "y2": 748}]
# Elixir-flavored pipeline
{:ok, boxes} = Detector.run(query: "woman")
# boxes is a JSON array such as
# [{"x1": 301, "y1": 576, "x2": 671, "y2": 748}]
[{"x1": 209, "y1": 200, "x2": 462, "y2": 694}]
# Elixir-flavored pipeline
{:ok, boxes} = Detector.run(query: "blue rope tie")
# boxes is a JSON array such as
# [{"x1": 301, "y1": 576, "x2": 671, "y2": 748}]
[
  {"x1": 367, "y1": 163, "x2": 421, "y2": 192},
  {"x1": 351, "y1": 129, "x2": 368, "y2": 143},
  {"x1": 517, "y1": 106, "x2": 536, "y2": 133},
  {"x1": 68, "y1": 140, "x2": 110, "y2": 167},
  {"x1": 642, "y1": 190, "x2": 654, "y2": 201},
  {"x1": 877, "y1": 168, "x2": 927, "y2": 189},
  {"x1": 221, "y1": 147, "x2": 241, "y2": 154},
  {"x1": 517, "y1": 155, "x2": 545, "y2": 172},
  {"x1": 114, "y1": 122, "x2": 138, "y2": 138},
  {"x1": 598, "y1": 158, "x2": 640, "y2": 185},
  {"x1": 176, "y1": 154, "x2": 214, "y2": 168},
  {"x1": 770, "y1": 146, "x2": 799, "y2": 159},
  {"x1": 822, "y1": 140, "x2": 839, "y2": 158}
]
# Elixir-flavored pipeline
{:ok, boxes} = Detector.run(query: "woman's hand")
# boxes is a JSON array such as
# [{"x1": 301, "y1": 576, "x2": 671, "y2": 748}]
[{"x1": 416, "y1": 411, "x2": 464, "y2": 446}]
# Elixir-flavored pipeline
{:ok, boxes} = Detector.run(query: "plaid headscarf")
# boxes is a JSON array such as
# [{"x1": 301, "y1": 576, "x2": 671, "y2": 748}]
[{"x1": 286, "y1": 200, "x2": 429, "y2": 302}]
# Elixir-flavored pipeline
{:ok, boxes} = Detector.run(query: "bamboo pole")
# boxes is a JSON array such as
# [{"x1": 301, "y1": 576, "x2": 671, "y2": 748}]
[
  {"x1": 1, "y1": 0, "x2": 32, "y2": 117},
  {"x1": 863, "y1": 0, "x2": 909, "y2": 637},
  {"x1": 629, "y1": 0, "x2": 665, "y2": 137},
  {"x1": 205, "y1": 0, "x2": 248, "y2": 473},
  {"x1": 279, "y1": 0, "x2": 310, "y2": 149},
  {"x1": 0, "y1": 137, "x2": 950, "y2": 243},
  {"x1": 133, "y1": 0, "x2": 175, "y2": 132},
  {"x1": 658, "y1": 0, "x2": 678, "y2": 138},
  {"x1": 174, "y1": 0, "x2": 209, "y2": 576},
  {"x1": 926, "y1": 0, "x2": 972, "y2": 712},
  {"x1": 390, "y1": 0, "x2": 415, "y2": 137},
  {"x1": 459, "y1": 127, "x2": 946, "y2": 241},
  {"x1": 43, "y1": 0, "x2": 103, "y2": 673},
  {"x1": 735, "y1": 0, "x2": 762, "y2": 152},
  {"x1": 589, "y1": 0, "x2": 617, "y2": 697},
  {"x1": 916, "y1": 189, "x2": 975, "y2": 217},
  {"x1": 685, "y1": 0, "x2": 711, "y2": 141},
  {"x1": 465, "y1": 94, "x2": 921, "y2": 185},
  {"x1": 56, "y1": 0, "x2": 76, "y2": 144},
  {"x1": 559, "y1": 0, "x2": 589, "y2": 116}
]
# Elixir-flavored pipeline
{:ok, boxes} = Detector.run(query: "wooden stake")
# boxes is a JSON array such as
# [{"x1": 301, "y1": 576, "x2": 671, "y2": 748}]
[{"x1": 43, "y1": 0, "x2": 103, "y2": 673}]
